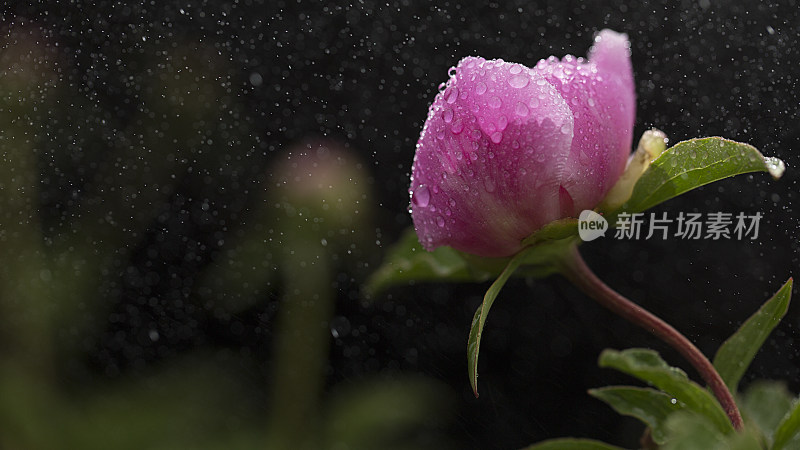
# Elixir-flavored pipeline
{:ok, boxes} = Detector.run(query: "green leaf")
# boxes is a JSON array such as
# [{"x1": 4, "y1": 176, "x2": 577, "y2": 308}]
[
  {"x1": 520, "y1": 438, "x2": 626, "y2": 450},
  {"x1": 322, "y1": 377, "x2": 454, "y2": 450},
  {"x1": 366, "y1": 221, "x2": 580, "y2": 296},
  {"x1": 589, "y1": 386, "x2": 683, "y2": 444},
  {"x1": 773, "y1": 397, "x2": 800, "y2": 450},
  {"x1": 620, "y1": 137, "x2": 785, "y2": 215},
  {"x1": 661, "y1": 411, "x2": 762, "y2": 450},
  {"x1": 364, "y1": 228, "x2": 492, "y2": 296},
  {"x1": 467, "y1": 246, "x2": 534, "y2": 397},
  {"x1": 739, "y1": 380, "x2": 794, "y2": 446},
  {"x1": 598, "y1": 349, "x2": 734, "y2": 435},
  {"x1": 712, "y1": 278, "x2": 793, "y2": 393}
]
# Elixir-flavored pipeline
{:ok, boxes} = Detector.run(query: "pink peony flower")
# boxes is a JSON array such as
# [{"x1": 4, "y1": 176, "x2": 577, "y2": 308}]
[{"x1": 409, "y1": 29, "x2": 635, "y2": 258}]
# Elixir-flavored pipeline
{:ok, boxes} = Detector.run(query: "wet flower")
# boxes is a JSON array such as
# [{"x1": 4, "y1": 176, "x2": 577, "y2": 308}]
[{"x1": 408, "y1": 29, "x2": 635, "y2": 258}]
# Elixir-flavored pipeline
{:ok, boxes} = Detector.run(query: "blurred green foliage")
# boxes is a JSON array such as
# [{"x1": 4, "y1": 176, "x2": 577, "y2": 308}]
[{"x1": 0, "y1": 23, "x2": 453, "y2": 449}]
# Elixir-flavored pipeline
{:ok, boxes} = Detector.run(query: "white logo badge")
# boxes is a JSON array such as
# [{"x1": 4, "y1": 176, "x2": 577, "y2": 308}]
[{"x1": 578, "y1": 210, "x2": 608, "y2": 241}]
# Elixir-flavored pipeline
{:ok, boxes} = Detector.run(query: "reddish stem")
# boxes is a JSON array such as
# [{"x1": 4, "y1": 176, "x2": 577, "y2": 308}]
[{"x1": 558, "y1": 245, "x2": 743, "y2": 431}]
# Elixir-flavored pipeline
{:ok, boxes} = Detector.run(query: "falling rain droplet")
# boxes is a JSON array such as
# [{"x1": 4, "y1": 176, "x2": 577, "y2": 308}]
[{"x1": 412, "y1": 184, "x2": 431, "y2": 207}]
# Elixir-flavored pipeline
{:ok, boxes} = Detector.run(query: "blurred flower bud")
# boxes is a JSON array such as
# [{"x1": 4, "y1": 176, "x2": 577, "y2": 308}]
[
  {"x1": 271, "y1": 140, "x2": 370, "y2": 229},
  {"x1": 409, "y1": 30, "x2": 635, "y2": 257}
]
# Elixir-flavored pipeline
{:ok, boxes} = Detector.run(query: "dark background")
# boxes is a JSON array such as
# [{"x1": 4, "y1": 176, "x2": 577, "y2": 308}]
[{"x1": 3, "y1": 1, "x2": 799, "y2": 448}]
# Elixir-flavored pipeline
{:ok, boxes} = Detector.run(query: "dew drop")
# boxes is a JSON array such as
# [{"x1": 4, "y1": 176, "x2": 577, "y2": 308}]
[
  {"x1": 515, "y1": 102, "x2": 529, "y2": 117},
  {"x1": 436, "y1": 216, "x2": 445, "y2": 227},
  {"x1": 443, "y1": 109, "x2": 453, "y2": 123},
  {"x1": 448, "y1": 66, "x2": 457, "y2": 77},
  {"x1": 446, "y1": 87, "x2": 459, "y2": 104},
  {"x1": 560, "y1": 124, "x2": 571, "y2": 135},
  {"x1": 475, "y1": 82, "x2": 487, "y2": 95},
  {"x1": 765, "y1": 157, "x2": 786, "y2": 179},
  {"x1": 412, "y1": 185, "x2": 431, "y2": 207},
  {"x1": 490, "y1": 132, "x2": 503, "y2": 143},
  {"x1": 488, "y1": 96, "x2": 502, "y2": 108},
  {"x1": 509, "y1": 64, "x2": 523, "y2": 74},
  {"x1": 471, "y1": 129, "x2": 482, "y2": 140},
  {"x1": 496, "y1": 115, "x2": 508, "y2": 130},
  {"x1": 587, "y1": 97, "x2": 595, "y2": 107},
  {"x1": 451, "y1": 119, "x2": 464, "y2": 134},
  {"x1": 508, "y1": 74, "x2": 529, "y2": 88},
  {"x1": 484, "y1": 177, "x2": 496, "y2": 192}
]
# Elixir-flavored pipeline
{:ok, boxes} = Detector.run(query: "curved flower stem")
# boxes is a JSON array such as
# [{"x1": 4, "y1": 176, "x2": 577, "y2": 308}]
[{"x1": 557, "y1": 244, "x2": 743, "y2": 431}]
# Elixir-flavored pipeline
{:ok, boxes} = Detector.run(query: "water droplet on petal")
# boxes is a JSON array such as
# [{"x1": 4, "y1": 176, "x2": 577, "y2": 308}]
[
  {"x1": 451, "y1": 119, "x2": 463, "y2": 134},
  {"x1": 484, "y1": 177, "x2": 496, "y2": 192},
  {"x1": 490, "y1": 132, "x2": 503, "y2": 143},
  {"x1": 448, "y1": 66, "x2": 457, "y2": 77},
  {"x1": 475, "y1": 82, "x2": 487, "y2": 95},
  {"x1": 509, "y1": 64, "x2": 523, "y2": 74},
  {"x1": 446, "y1": 87, "x2": 459, "y2": 104},
  {"x1": 443, "y1": 109, "x2": 453, "y2": 123},
  {"x1": 496, "y1": 115, "x2": 508, "y2": 130},
  {"x1": 436, "y1": 216, "x2": 445, "y2": 227},
  {"x1": 560, "y1": 124, "x2": 571, "y2": 134},
  {"x1": 508, "y1": 74, "x2": 529, "y2": 88},
  {"x1": 412, "y1": 184, "x2": 431, "y2": 207},
  {"x1": 488, "y1": 97, "x2": 502, "y2": 108},
  {"x1": 471, "y1": 129, "x2": 482, "y2": 140},
  {"x1": 515, "y1": 102, "x2": 529, "y2": 116}
]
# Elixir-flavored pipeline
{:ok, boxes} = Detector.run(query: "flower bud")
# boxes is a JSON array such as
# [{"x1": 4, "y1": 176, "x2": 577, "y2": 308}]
[{"x1": 409, "y1": 30, "x2": 635, "y2": 257}]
